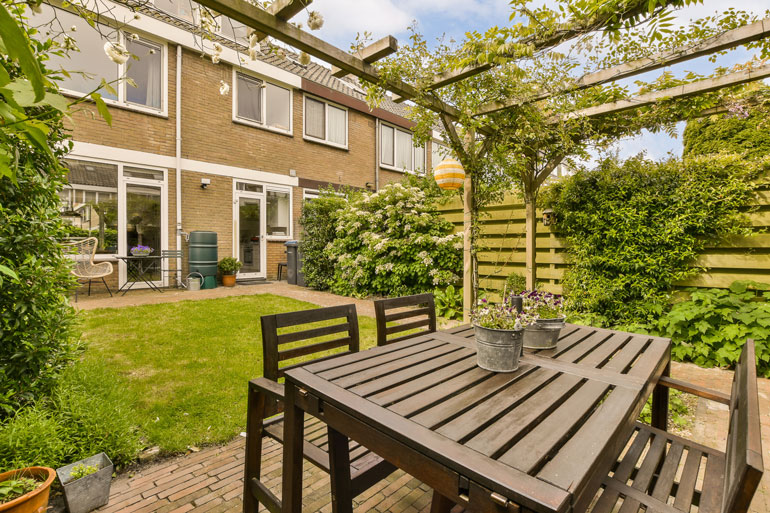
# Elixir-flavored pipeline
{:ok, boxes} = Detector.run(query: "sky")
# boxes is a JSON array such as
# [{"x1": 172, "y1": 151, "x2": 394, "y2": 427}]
[{"x1": 297, "y1": 0, "x2": 769, "y2": 163}]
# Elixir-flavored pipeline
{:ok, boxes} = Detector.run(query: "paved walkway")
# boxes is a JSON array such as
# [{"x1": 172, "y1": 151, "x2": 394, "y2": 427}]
[
  {"x1": 92, "y1": 361, "x2": 770, "y2": 513},
  {"x1": 74, "y1": 281, "x2": 381, "y2": 318}
]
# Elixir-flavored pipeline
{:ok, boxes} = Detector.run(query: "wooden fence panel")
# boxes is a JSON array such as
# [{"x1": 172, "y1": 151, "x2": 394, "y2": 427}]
[{"x1": 437, "y1": 186, "x2": 770, "y2": 298}]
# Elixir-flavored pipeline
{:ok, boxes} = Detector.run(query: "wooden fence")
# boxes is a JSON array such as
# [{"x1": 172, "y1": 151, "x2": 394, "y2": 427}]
[{"x1": 437, "y1": 186, "x2": 770, "y2": 296}]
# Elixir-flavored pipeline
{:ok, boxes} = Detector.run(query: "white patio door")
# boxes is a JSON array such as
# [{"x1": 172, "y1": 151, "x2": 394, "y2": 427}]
[
  {"x1": 234, "y1": 183, "x2": 266, "y2": 279},
  {"x1": 118, "y1": 167, "x2": 168, "y2": 288}
]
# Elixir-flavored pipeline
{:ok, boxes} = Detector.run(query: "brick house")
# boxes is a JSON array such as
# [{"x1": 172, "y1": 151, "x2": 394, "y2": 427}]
[{"x1": 43, "y1": 0, "x2": 452, "y2": 290}]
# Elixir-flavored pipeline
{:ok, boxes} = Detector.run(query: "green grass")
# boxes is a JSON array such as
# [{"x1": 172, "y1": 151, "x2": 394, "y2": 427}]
[{"x1": 78, "y1": 294, "x2": 379, "y2": 454}]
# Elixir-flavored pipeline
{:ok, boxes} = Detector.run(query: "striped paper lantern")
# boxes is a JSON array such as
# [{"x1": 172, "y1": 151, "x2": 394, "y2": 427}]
[{"x1": 433, "y1": 158, "x2": 465, "y2": 190}]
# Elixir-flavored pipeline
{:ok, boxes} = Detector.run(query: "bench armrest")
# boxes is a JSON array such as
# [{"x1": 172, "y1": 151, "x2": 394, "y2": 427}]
[
  {"x1": 249, "y1": 377, "x2": 285, "y2": 401},
  {"x1": 658, "y1": 376, "x2": 730, "y2": 405}
]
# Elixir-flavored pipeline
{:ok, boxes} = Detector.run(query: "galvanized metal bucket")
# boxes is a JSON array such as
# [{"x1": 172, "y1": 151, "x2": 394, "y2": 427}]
[
  {"x1": 474, "y1": 325, "x2": 524, "y2": 373},
  {"x1": 57, "y1": 452, "x2": 113, "y2": 513},
  {"x1": 523, "y1": 316, "x2": 566, "y2": 350}
]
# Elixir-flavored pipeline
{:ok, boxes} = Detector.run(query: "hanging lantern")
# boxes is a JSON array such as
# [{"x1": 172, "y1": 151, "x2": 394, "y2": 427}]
[{"x1": 433, "y1": 158, "x2": 465, "y2": 190}]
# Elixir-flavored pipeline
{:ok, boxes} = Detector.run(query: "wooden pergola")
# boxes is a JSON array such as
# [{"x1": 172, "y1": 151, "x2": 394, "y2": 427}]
[{"x1": 195, "y1": 0, "x2": 770, "y2": 318}]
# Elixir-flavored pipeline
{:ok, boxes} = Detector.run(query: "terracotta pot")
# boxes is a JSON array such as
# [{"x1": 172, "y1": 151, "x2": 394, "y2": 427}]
[
  {"x1": 221, "y1": 273, "x2": 236, "y2": 287},
  {"x1": 0, "y1": 467, "x2": 56, "y2": 513}
]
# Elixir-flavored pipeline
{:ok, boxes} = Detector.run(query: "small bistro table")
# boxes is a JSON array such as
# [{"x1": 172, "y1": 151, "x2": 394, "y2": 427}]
[
  {"x1": 281, "y1": 324, "x2": 671, "y2": 513},
  {"x1": 115, "y1": 255, "x2": 164, "y2": 295}
]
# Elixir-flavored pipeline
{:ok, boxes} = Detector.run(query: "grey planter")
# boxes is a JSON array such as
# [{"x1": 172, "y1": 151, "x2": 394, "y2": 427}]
[
  {"x1": 523, "y1": 316, "x2": 566, "y2": 350},
  {"x1": 57, "y1": 453, "x2": 113, "y2": 513},
  {"x1": 473, "y1": 325, "x2": 524, "y2": 373}
]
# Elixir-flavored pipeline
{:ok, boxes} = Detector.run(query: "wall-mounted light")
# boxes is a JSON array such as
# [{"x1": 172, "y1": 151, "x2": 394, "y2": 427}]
[
  {"x1": 542, "y1": 208, "x2": 556, "y2": 226},
  {"x1": 200, "y1": 178, "x2": 210, "y2": 190}
]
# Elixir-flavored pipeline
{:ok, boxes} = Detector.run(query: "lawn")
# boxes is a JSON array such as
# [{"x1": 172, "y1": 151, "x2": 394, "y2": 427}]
[{"x1": 78, "y1": 294, "x2": 379, "y2": 454}]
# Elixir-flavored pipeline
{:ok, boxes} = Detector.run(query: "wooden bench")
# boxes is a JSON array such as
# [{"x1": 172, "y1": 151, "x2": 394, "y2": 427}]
[
  {"x1": 374, "y1": 293, "x2": 437, "y2": 346},
  {"x1": 243, "y1": 304, "x2": 396, "y2": 513},
  {"x1": 587, "y1": 339, "x2": 764, "y2": 513}
]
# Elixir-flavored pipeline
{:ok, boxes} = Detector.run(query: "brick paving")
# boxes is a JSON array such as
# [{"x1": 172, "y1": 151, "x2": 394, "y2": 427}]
[{"x1": 86, "y1": 361, "x2": 770, "y2": 513}]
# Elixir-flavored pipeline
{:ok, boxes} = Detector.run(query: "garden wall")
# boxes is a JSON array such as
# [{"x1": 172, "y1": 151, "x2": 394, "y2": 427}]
[{"x1": 438, "y1": 185, "x2": 770, "y2": 296}]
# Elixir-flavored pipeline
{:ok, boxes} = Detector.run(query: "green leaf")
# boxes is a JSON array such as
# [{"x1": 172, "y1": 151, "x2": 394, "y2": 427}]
[
  {"x1": 0, "y1": 3, "x2": 45, "y2": 102},
  {"x1": 90, "y1": 92, "x2": 112, "y2": 126},
  {"x1": 0, "y1": 264, "x2": 18, "y2": 280}
]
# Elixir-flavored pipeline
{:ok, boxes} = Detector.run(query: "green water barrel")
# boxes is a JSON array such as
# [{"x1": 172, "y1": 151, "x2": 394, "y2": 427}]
[{"x1": 189, "y1": 231, "x2": 218, "y2": 289}]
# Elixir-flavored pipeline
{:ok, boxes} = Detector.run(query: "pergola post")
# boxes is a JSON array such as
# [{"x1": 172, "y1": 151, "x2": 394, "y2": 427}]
[
  {"x1": 524, "y1": 195, "x2": 537, "y2": 290},
  {"x1": 462, "y1": 169, "x2": 473, "y2": 322}
]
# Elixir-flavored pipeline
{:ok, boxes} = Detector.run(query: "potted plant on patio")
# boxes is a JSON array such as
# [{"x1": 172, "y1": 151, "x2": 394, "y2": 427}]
[
  {"x1": 218, "y1": 257, "x2": 242, "y2": 287},
  {"x1": 0, "y1": 467, "x2": 56, "y2": 513},
  {"x1": 130, "y1": 244, "x2": 153, "y2": 257},
  {"x1": 56, "y1": 453, "x2": 114, "y2": 513},
  {"x1": 520, "y1": 291, "x2": 566, "y2": 350},
  {"x1": 471, "y1": 298, "x2": 529, "y2": 372}
]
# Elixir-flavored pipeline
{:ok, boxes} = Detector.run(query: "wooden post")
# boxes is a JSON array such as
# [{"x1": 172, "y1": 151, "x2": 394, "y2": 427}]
[
  {"x1": 462, "y1": 170, "x2": 473, "y2": 322},
  {"x1": 524, "y1": 193, "x2": 537, "y2": 290}
]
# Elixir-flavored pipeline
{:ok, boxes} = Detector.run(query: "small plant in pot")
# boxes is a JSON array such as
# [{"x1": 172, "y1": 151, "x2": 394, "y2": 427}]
[
  {"x1": 56, "y1": 453, "x2": 114, "y2": 513},
  {"x1": 519, "y1": 290, "x2": 566, "y2": 350},
  {"x1": 218, "y1": 257, "x2": 242, "y2": 287},
  {"x1": 0, "y1": 467, "x2": 56, "y2": 513},
  {"x1": 471, "y1": 298, "x2": 530, "y2": 373}
]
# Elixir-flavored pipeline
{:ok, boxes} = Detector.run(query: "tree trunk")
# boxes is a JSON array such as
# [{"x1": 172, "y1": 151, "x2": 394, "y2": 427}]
[{"x1": 524, "y1": 192, "x2": 537, "y2": 290}]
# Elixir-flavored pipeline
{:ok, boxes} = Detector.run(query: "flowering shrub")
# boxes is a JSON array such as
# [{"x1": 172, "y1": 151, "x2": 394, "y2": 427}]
[{"x1": 326, "y1": 183, "x2": 462, "y2": 297}]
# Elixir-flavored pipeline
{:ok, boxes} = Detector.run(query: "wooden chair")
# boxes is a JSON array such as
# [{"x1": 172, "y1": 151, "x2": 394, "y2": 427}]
[
  {"x1": 243, "y1": 304, "x2": 396, "y2": 513},
  {"x1": 374, "y1": 293, "x2": 437, "y2": 346},
  {"x1": 586, "y1": 339, "x2": 764, "y2": 513}
]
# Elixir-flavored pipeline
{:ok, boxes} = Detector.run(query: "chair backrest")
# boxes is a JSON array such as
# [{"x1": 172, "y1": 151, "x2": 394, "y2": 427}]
[
  {"x1": 161, "y1": 250, "x2": 183, "y2": 258},
  {"x1": 374, "y1": 293, "x2": 437, "y2": 346},
  {"x1": 722, "y1": 339, "x2": 764, "y2": 513},
  {"x1": 68, "y1": 237, "x2": 98, "y2": 277},
  {"x1": 260, "y1": 304, "x2": 360, "y2": 382}
]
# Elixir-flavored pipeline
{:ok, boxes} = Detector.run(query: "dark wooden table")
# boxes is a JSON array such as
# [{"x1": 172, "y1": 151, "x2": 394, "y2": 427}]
[{"x1": 282, "y1": 324, "x2": 671, "y2": 513}]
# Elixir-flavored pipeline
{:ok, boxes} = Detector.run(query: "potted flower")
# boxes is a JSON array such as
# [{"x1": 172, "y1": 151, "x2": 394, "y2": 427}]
[
  {"x1": 520, "y1": 290, "x2": 566, "y2": 350},
  {"x1": 471, "y1": 298, "x2": 527, "y2": 372},
  {"x1": 56, "y1": 453, "x2": 114, "y2": 513},
  {"x1": 218, "y1": 257, "x2": 242, "y2": 287},
  {"x1": 130, "y1": 244, "x2": 153, "y2": 257},
  {"x1": 0, "y1": 466, "x2": 56, "y2": 513}
]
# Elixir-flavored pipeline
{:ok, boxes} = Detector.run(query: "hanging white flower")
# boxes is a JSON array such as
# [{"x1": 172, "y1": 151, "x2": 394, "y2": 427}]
[
  {"x1": 70, "y1": 25, "x2": 77, "y2": 32},
  {"x1": 298, "y1": 51, "x2": 311, "y2": 66},
  {"x1": 129, "y1": 33, "x2": 139, "y2": 41},
  {"x1": 211, "y1": 54, "x2": 220, "y2": 64},
  {"x1": 275, "y1": 48, "x2": 286, "y2": 60},
  {"x1": 248, "y1": 48, "x2": 259, "y2": 61},
  {"x1": 104, "y1": 41, "x2": 130, "y2": 64},
  {"x1": 249, "y1": 33, "x2": 259, "y2": 49},
  {"x1": 31, "y1": 3, "x2": 43, "y2": 14},
  {"x1": 219, "y1": 80, "x2": 230, "y2": 95},
  {"x1": 307, "y1": 11, "x2": 324, "y2": 30}
]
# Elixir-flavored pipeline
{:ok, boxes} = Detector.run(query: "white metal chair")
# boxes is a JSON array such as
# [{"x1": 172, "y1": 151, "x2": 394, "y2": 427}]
[{"x1": 68, "y1": 237, "x2": 113, "y2": 301}]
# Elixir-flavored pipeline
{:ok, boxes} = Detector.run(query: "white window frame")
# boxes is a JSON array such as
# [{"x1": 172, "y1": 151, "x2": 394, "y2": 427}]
[
  {"x1": 380, "y1": 122, "x2": 426, "y2": 174},
  {"x1": 64, "y1": 157, "x2": 168, "y2": 285},
  {"x1": 302, "y1": 94, "x2": 349, "y2": 150},
  {"x1": 54, "y1": 24, "x2": 169, "y2": 117},
  {"x1": 151, "y1": 0, "x2": 195, "y2": 22},
  {"x1": 233, "y1": 179, "x2": 294, "y2": 241},
  {"x1": 232, "y1": 70, "x2": 294, "y2": 136}
]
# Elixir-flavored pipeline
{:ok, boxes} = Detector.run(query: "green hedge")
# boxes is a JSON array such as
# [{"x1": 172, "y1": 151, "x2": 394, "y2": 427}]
[{"x1": 544, "y1": 154, "x2": 764, "y2": 326}]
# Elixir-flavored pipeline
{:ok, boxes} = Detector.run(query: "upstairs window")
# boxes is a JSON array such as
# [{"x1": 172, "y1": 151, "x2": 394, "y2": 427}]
[
  {"x1": 380, "y1": 123, "x2": 425, "y2": 173},
  {"x1": 153, "y1": 0, "x2": 195, "y2": 22},
  {"x1": 234, "y1": 73, "x2": 292, "y2": 133},
  {"x1": 34, "y1": 5, "x2": 166, "y2": 114},
  {"x1": 431, "y1": 141, "x2": 452, "y2": 168},
  {"x1": 303, "y1": 96, "x2": 347, "y2": 148}
]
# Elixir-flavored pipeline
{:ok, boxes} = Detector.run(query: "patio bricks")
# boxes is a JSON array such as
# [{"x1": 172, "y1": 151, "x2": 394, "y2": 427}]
[{"x1": 87, "y1": 361, "x2": 770, "y2": 513}]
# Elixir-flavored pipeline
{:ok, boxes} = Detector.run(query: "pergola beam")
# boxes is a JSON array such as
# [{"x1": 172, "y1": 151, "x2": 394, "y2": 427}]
[
  {"x1": 474, "y1": 17, "x2": 770, "y2": 116},
  {"x1": 565, "y1": 61, "x2": 770, "y2": 120},
  {"x1": 195, "y1": 0, "x2": 464, "y2": 120},
  {"x1": 331, "y1": 36, "x2": 399, "y2": 77},
  {"x1": 252, "y1": 0, "x2": 310, "y2": 43}
]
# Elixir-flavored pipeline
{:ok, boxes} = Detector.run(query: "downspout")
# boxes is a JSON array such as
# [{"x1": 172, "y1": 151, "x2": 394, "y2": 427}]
[
  {"x1": 175, "y1": 44, "x2": 182, "y2": 286},
  {"x1": 374, "y1": 118, "x2": 380, "y2": 191}
]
